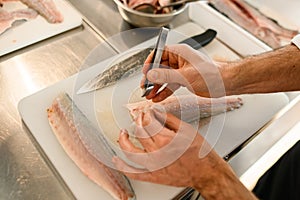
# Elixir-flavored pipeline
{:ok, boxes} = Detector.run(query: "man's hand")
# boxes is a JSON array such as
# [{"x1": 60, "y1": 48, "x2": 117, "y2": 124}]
[
  {"x1": 113, "y1": 108, "x2": 258, "y2": 199},
  {"x1": 113, "y1": 108, "x2": 220, "y2": 185},
  {"x1": 141, "y1": 44, "x2": 226, "y2": 102}
]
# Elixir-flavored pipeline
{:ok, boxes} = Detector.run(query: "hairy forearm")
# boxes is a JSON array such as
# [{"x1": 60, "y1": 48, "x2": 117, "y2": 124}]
[
  {"x1": 222, "y1": 44, "x2": 300, "y2": 95},
  {"x1": 192, "y1": 152, "x2": 258, "y2": 200}
]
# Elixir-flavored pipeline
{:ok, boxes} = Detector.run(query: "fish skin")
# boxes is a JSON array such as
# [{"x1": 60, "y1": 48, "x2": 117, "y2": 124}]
[
  {"x1": 77, "y1": 48, "x2": 152, "y2": 94},
  {"x1": 126, "y1": 0, "x2": 171, "y2": 8},
  {"x1": 0, "y1": 8, "x2": 38, "y2": 34},
  {"x1": 126, "y1": 95, "x2": 243, "y2": 122},
  {"x1": 209, "y1": 0, "x2": 299, "y2": 48},
  {"x1": 47, "y1": 93, "x2": 135, "y2": 200},
  {"x1": 20, "y1": 0, "x2": 63, "y2": 23}
]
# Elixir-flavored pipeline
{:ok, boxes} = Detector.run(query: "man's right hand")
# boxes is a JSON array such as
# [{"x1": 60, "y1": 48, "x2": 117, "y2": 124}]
[{"x1": 141, "y1": 44, "x2": 226, "y2": 102}]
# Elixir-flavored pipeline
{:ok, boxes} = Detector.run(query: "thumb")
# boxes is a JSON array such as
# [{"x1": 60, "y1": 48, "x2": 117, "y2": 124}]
[{"x1": 147, "y1": 68, "x2": 186, "y2": 85}]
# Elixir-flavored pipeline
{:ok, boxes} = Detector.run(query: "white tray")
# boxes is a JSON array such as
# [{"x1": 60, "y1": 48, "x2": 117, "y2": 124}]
[
  {"x1": 189, "y1": 2, "x2": 271, "y2": 56},
  {"x1": 189, "y1": 0, "x2": 300, "y2": 56},
  {"x1": 0, "y1": 0, "x2": 82, "y2": 56}
]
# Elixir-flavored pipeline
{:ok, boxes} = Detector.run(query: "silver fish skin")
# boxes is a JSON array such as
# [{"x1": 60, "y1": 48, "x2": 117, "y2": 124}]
[
  {"x1": 126, "y1": 95, "x2": 243, "y2": 122},
  {"x1": 209, "y1": 0, "x2": 299, "y2": 48},
  {"x1": 47, "y1": 93, "x2": 135, "y2": 200},
  {"x1": 77, "y1": 48, "x2": 152, "y2": 94}
]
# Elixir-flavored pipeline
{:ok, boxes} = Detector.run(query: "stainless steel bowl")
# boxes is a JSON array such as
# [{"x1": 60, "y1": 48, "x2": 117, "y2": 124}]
[{"x1": 114, "y1": 0, "x2": 188, "y2": 27}]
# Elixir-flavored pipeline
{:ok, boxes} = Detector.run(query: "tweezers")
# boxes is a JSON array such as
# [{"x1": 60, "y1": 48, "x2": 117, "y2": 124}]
[{"x1": 142, "y1": 27, "x2": 169, "y2": 97}]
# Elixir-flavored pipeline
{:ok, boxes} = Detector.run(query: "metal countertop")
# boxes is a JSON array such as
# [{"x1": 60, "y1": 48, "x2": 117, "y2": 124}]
[
  {"x1": 0, "y1": 0, "x2": 189, "y2": 199},
  {"x1": 0, "y1": 22, "x2": 105, "y2": 199},
  {"x1": 0, "y1": 0, "x2": 299, "y2": 199}
]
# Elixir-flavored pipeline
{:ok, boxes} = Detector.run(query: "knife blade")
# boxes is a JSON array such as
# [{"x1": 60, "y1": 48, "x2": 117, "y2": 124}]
[
  {"x1": 77, "y1": 29, "x2": 217, "y2": 94},
  {"x1": 142, "y1": 27, "x2": 169, "y2": 97}
]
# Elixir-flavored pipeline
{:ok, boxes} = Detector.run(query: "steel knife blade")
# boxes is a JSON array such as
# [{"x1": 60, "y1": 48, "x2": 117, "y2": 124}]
[{"x1": 77, "y1": 29, "x2": 217, "y2": 94}]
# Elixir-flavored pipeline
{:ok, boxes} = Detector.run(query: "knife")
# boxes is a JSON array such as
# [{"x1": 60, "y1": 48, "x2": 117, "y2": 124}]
[
  {"x1": 77, "y1": 29, "x2": 217, "y2": 94},
  {"x1": 142, "y1": 27, "x2": 169, "y2": 97}
]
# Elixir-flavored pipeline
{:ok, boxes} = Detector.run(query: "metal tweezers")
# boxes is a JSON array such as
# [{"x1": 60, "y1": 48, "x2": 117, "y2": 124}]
[{"x1": 142, "y1": 27, "x2": 169, "y2": 97}]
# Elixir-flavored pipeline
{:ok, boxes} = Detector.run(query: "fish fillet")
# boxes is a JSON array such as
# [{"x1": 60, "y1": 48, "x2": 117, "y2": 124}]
[
  {"x1": 47, "y1": 93, "x2": 135, "y2": 200},
  {"x1": 209, "y1": 0, "x2": 299, "y2": 48},
  {"x1": 20, "y1": 0, "x2": 63, "y2": 23},
  {"x1": 126, "y1": 0, "x2": 172, "y2": 13},
  {"x1": 0, "y1": 8, "x2": 38, "y2": 34},
  {"x1": 126, "y1": 95, "x2": 243, "y2": 122}
]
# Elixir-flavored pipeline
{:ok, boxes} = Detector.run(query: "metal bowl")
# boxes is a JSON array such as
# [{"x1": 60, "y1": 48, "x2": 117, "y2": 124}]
[{"x1": 114, "y1": 0, "x2": 188, "y2": 27}]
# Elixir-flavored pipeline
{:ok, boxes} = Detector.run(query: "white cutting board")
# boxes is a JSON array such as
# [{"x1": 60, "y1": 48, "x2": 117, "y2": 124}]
[
  {"x1": 245, "y1": 0, "x2": 300, "y2": 30},
  {"x1": 189, "y1": 0, "x2": 300, "y2": 56},
  {"x1": 18, "y1": 25, "x2": 289, "y2": 199},
  {"x1": 189, "y1": 2, "x2": 272, "y2": 56},
  {"x1": 0, "y1": 0, "x2": 82, "y2": 56}
]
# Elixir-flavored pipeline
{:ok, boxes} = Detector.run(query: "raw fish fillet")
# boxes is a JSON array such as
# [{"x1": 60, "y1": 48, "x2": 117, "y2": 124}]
[
  {"x1": 127, "y1": 95, "x2": 243, "y2": 122},
  {"x1": 47, "y1": 93, "x2": 135, "y2": 200},
  {"x1": 209, "y1": 0, "x2": 299, "y2": 48},
  {"x1": 20, "y1": 0, "x2": 63, "y2": 23},
  {"x1": 125, "y1": 0, "x2": 172, "y2": 13},
  {"x1": 0, "y1": 8, "x2": 38, "y2": 34}
]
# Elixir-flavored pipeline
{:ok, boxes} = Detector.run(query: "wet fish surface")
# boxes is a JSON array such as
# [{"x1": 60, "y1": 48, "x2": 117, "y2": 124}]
[
  {"x1": 208, "y1": 0, "x2": 299, "y2": 48},
  {"x1": 122, "y1": 0, "x2": 173, "y2": 13},
  {"x1": 1, "y1": 0, "x2": 63, "y2": 25},
  {"x1": 126, "y1": 94, "x2": 243, "y2": 122},
  {"x1": 0, "y1": 7, "x2": 37, "y2": 34},
  {"x1": 77, "y1": 48, "x2": 152, "y2": 94},
  {"x1": 20, "y1": 0, "x2": 63, "y2": 23},
  {"x1": 47, "y1": 93, "x2": 135, "y2": 200}
]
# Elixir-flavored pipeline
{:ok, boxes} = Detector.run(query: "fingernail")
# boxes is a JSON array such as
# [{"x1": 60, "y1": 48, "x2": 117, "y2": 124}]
[
  {"x1": 120, "y1": 129, "x2": 127, "y2": 135},
  {"x1": 148, "y1": 70, "x2": 158, "y2": 80}
]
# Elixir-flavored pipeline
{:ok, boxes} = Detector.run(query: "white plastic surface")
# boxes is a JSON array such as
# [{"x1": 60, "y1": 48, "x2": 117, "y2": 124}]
[{"x1": 0, "y1": 0, "x2": 82, "y2": 56}]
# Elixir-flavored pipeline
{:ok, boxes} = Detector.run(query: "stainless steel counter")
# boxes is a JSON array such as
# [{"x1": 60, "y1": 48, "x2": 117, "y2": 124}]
[
  {"x1": 0, "y1": 1, "x2": 119, "y2": 198},
  {"x1": 0, "y1": 0, "x2": 299, "y2": 199},
  {"x1": 0, "y1": 22, "x2": 105, "y2": 199},
  {"x1": 0, "y1": 1, "x2": 189, "y2": 199}
]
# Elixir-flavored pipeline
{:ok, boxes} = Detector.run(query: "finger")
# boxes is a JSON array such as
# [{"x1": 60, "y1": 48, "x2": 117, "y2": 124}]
[
  {"x1": 140, "y1": 50, "x2": 154, "y2": 88},
  {"x1": 118, "y1": 129, "x2": 154, "y2": 167},
  {"x1": 142, "y1": 110, "x2": 176, "y2": 147},
  {"x1": 140, "y1": 75, "x2": 146, "y2": 89},
  {"x1": 143, "y1": 110, "x2": 175, "y2": 139},
  {"x1": 146, "y1": 82, "x2": 180, "y2": 102},
  {"x1": 146, "y1": 68, "x2": 186, "y2": 86},
  {"x1": 154, "y1": 111, "x2": 183, "y2": 133},
  {"x1": 142, "y1": 51, "x2": 154, "y2": 74},
  {"x1": 145, "y1": 84, "x2": 162, "y2": 100},
  {"x1": 118, "y1": 129, "x2": 145, "y2": 154},
  {"x1": 160, "y1": 45, "x2": 180, "y2": 69},
  {"x1": 151, "y1": 83, "x2": 180, "y2": 102},
  {"x1": 134, "y1": 126, "x2": 157, "y2": 152}
]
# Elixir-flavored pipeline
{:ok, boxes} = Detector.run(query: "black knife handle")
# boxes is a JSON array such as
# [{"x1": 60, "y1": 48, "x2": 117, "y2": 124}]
[{"x1": 180, "y1": 29, "x2": 217, "y2": 49}]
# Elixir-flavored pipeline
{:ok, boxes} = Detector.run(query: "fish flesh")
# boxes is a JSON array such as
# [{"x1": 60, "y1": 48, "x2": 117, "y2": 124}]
[
  {"x1": 19, "y1": 0, "x2": 63, "y2": 23},
  {"x1": 126, "y1": 95, "x2": 243, "y2": 122},
  {"x1": 1, "y1": 0, "x2": 63, "y2": 23},
  {"x1": 126, "y1": 0, "x2": 170, "y2": 8},
  {"x1": 208, "y1": 0, "x2": 299, "y2": 48},
  {"x1": 0, "y1": 8, "x2": 38, "y2": 34},
  {"x1": 122, "y1": 0, "x2": 173, "y2": 13},
  {"x1": 47, "y1": 93, "x2": 135, "y2": 200}
]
